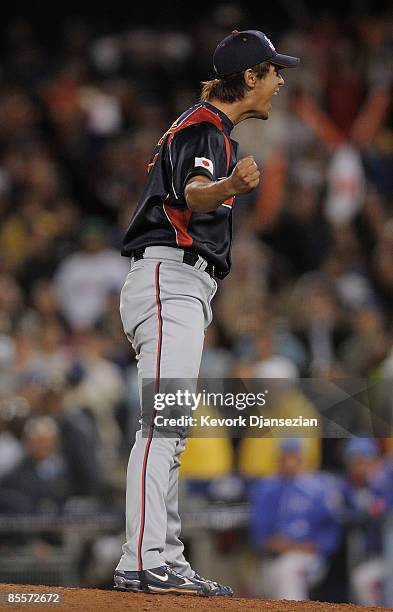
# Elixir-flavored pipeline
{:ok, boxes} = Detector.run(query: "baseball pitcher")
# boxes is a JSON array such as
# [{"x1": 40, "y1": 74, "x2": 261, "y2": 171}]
[{"x1": 114, "y1": 30, "x2": 300, "y2": 596}]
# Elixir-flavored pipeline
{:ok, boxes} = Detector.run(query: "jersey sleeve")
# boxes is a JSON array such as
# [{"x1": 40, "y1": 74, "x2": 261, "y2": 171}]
[{"x1": 167, "y1": 123, "x2": 228, "y2": 201}]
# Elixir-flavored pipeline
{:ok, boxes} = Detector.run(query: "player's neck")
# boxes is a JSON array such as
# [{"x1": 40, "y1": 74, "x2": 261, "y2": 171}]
[{"x1": 207, "y1": 98, "x2": 255, "y2": 127}]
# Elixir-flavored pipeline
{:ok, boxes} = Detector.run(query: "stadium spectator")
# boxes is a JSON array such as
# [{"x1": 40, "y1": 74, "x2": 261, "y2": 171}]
[
  {"x1": 40, "y1": 384, "x2": 102, "y2": 496},
  {"x1": 342, "y1": 438, "x2": 388, "y2": 606},
  {"x1": 62, "y1": 328, "x2": 126, "y2": 479},
  {"x1": 0, "y1": 416, "x2": 72, "y2": 513},
  {"x1": 249, "y1": 438, "x2": 342, "y2": 600},
  {"x1": 53, "y1": 217, "x2": 128, "y2": 331}
]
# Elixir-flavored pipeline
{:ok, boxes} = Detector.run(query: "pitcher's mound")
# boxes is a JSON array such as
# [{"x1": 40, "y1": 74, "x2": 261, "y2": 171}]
[{"x1": 0, "y1": 583, "x2": 390, "y2": 611}]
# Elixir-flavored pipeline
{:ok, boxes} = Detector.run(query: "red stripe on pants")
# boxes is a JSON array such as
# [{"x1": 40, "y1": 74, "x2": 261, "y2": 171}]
[{"x1": 137, "y1": 261, "x2": 162, "y2": 571}]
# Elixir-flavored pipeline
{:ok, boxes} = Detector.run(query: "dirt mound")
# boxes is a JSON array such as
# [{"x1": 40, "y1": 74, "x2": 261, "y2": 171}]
[{"x1": 0, "y1": 583, "x2": 390, "y2": 611}]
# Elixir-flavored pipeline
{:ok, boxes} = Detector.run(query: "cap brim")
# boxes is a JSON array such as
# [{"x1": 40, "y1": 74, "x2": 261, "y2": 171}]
[{"x1": 270, "y1": 53, "x2": 300, "y2": 68}]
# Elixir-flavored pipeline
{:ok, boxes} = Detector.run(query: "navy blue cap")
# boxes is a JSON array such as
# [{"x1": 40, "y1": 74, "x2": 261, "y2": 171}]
[{"x1": 213, "y1": 30, "x2": 300, "y2": 78}]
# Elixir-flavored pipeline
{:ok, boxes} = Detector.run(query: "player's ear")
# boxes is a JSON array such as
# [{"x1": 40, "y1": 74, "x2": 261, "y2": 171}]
[{"x1": 243, "y1": 68, "x2": 257, "y2": 89}]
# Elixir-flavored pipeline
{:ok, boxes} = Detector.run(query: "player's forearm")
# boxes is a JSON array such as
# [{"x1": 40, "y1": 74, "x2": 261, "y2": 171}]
[
  {"x1": 185, "y1": 155, "x2": 260, "y2": 213},
  {"x1": 185, "y1": 177, "x2": 235, "y2": 213}
]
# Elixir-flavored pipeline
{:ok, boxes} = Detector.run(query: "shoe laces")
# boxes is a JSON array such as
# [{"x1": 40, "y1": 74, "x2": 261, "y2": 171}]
[
  {"x1": 166, "y1": 566, "x2": 217, "y2": 587},
  {"x1": 194, "y1": 572, "x2": 219, "y2": 588},
  {"x1": 164, "y1": 565, "x2": 189, "y2": 580}
]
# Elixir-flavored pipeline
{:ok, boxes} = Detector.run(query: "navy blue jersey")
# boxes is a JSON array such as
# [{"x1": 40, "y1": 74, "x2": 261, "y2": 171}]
[{"x1": 121, "y1": 101, "x2": 239, "y2": 278}]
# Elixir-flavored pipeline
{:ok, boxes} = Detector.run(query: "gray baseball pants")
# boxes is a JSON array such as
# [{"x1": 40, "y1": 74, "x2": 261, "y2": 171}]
[{"x1": 116, "y1": 246, "x2": 217, "y2": 574}]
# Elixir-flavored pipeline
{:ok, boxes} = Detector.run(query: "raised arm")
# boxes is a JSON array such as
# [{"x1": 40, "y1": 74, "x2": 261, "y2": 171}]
[{"x1": 185, "y1": 156, "x2": 260, "y2": 213}]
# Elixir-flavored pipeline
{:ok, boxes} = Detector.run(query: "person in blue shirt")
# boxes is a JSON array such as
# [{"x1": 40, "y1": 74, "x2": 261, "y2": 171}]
[
  {"x1": 249, "y1": 438, "x2": 342, "y2": 600},
  {"x1": 341, "y1": 438, "x2": 387, "y2": 606},
  {"x1": 372, "y1": 450, "x2": 393, "y2": 511}
]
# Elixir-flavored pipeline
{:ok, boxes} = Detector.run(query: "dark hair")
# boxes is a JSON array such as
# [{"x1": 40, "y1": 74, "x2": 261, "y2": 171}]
[{"x1": 200, "y1": 62, "x2": 271, "y2": 103}]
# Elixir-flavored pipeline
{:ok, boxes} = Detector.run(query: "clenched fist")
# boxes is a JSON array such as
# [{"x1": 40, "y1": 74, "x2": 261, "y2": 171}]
[{"x1": 228, "y1": 156, "x2": 260, "y2": 195}]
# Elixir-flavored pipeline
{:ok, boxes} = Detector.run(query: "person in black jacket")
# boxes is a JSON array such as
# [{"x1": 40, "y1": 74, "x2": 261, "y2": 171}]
[{"x1": 0, "y1": 416, "x2": 71, "y2": 514}]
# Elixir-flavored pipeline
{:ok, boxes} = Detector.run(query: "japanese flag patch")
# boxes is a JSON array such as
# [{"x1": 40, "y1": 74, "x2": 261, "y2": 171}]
[{"x1": 195, "y1": 157, "x2": 214, "y2": 175}]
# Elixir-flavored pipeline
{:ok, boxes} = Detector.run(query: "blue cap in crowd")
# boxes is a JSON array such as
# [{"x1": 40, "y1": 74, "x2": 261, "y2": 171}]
[
  {"x1": 343, "y1": 438, "x2": 379, "y2": 461},
  {"x1": 279, "y1": 438, "x2": 302, "y2": 453}
]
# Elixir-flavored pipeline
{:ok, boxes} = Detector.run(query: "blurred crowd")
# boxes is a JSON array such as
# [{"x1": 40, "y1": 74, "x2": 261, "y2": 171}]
[{"x1": 0, "y1": 1, "x2": 392, "y2": 605}]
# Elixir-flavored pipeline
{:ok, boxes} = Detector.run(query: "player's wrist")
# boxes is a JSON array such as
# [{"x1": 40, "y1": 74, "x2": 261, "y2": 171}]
[{"x1": 221, "y1": 176, "x2": 238, "y2": 198}]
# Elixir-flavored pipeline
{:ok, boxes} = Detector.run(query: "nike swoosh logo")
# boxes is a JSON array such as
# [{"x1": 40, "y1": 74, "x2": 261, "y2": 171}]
[{"x1": 148, "y1": 570, "x2": 169, "y2": 582}]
